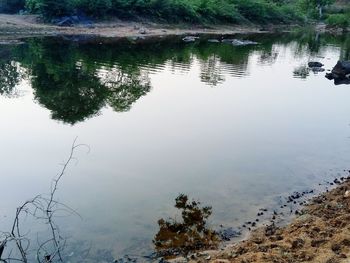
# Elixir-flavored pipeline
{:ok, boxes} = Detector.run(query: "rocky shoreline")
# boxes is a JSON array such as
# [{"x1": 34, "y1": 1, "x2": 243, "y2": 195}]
[
  {"x1": 0, "y1": 14, "x2": 318, "y2": 42},
  {"x1": 168, "y1": 175, "x2": 350, "y2": 263}
]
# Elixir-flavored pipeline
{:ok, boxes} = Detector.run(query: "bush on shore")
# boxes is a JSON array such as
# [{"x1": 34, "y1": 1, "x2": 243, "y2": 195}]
[
  {"x1": 326, "y1": 13, "x2": 349, "y2": 29},
  {"x1": 18, "y1": 0, "x2": 307, "y2": 24}
]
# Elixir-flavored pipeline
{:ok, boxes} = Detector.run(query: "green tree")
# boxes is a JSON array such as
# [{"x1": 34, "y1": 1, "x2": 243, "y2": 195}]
[
  {"x1": 298, "y1": 0, "x2": 335, "y2": 19},
  {"x1": 25, "y1": 0, "x2": 72, "y2": 18}
]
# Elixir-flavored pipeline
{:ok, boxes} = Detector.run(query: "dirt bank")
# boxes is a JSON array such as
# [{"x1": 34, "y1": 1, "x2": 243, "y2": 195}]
[
  {"x1": 0, "y1": 14, "x2": 288, "y2": 39},
  {"x1": 172, "y1": 179, "x2": 350, "y2": 263}
]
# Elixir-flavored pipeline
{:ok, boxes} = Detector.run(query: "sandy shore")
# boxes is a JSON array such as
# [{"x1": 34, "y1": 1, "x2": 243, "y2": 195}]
[
  {"x1": 172, "y1": 178, "x2": 350, "y2": 263},
  {"x1": 0, "y1": 14, "x2": 289, "y2": 40}
]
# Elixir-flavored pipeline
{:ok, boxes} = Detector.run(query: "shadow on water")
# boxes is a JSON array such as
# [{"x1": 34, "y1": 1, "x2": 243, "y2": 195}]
[
  {"x1": 0, "y1": 31, "x2": 349, "y2": 124},
  {"x1": 153, "y1": 194, "x2": 219, "y2": 258}
]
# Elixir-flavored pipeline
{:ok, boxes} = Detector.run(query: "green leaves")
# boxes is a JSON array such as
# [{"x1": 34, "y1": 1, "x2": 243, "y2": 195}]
[
  {"x1": 326, "y1": 13, "x2": 349, "y2": 29},
  {"x1": 20, "y1": 0, "x2": 306, "y2": 23}
]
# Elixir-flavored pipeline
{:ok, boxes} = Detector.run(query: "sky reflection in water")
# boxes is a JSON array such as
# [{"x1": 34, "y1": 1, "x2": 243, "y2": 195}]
[{"x1": 0, "y1": 32, "x2": 349, "y2": 259}]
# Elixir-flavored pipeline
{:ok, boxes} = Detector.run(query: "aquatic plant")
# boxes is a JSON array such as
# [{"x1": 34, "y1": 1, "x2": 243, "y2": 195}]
[{"x1": 153, "y1": 194, "x2": 219, "y2": 256}]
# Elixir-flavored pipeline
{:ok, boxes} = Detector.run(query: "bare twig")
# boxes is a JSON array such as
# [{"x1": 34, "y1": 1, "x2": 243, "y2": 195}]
[{"x1": 0, "y1": 138, "x2": 88, "y2": 263}]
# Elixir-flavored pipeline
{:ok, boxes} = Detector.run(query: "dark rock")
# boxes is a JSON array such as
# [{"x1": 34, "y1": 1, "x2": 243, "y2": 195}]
[
  {"x1": 326, "y1": 61, "x2": 350, "y2": 85},
  {"x1": 341, "y1": 239, "x2": 350, "y2": 246},
  {"x1": 331, "y1": 61, "x2": 350, "y2": 77},
  {"x1": 311, "y1": 67, "x2": 325, "y2": 72},
  {"x1": 291, "y1": 238, "x2": 305, "y2": 249},
  {"x1": 219, "y1": 227, "x2": 242, "y2": 241},
  {"x1": 308, "y1": 62, "x2": 324, "y2": 68},
  {"x1": 277, "y1": 235, "x2": 283, "y2": 240},
  {"x1": 265, "y1": 224, "x2": 277, "y2": 236},
  {"x1": 331, "y1": 244, "x2": 341, "y2": 253}
]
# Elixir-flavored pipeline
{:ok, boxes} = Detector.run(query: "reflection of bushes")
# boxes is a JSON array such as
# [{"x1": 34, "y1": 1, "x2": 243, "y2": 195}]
[
  {"x1": 106, "y1": 71, "x2": 151, "y2": 112},
  {"x1": 32, "y1": 64, "x2": 108, "y2": 124},
  {"x1": 0, "y1": 61, "x2": 23, "y2": 98},
  {"x1": 154, "y1": 194, "x2": 218, "y2": 256},
  {"x1": 14, "y1": 39, "x2": 153, "y2": 124},
  {"x1": 3, "y1": 33, "x2": 350, "y2": 123},
  {"x1": 293, "y1": 65, "x2": 310, "y2": 79}
]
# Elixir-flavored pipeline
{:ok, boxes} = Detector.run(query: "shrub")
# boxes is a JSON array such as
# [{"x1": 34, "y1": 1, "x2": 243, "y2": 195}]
[
  {"x1": 326, "y1": 14, "x2": 349, "y2": 29},
  {"x1": 25, "y1": 0, "x2": 72, "y2": 18},
  {"x1": 198, "y1": 0, "x2": 242, "y2": 23},
  {"x1": 279, "y1": 4, "x2": 305, "y2": 23},
  {"x1": 21, "y1": 0, "x2": 308, "y2": 24},
  {"x1": 232, "y1": 0, "x2": 286, "y2": 23},
  {"x1": 136, "y1": 0, "x2": 199, "y2": 22},
  {"x1": 75, "y1": 0, "x2": 112, "y2": 17},
  {"x1": 25, "y1": 0, "x2": 41, "y2": 13}
]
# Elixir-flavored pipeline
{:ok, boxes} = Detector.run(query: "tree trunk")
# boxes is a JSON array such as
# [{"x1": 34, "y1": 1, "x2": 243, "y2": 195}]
[{"x1": 318, "y1": 5, "x2": 323, "y2": 19}]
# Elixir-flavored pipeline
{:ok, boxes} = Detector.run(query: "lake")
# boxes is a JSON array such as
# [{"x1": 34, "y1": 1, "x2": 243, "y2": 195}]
[{"x1": 0, "y1": 31, "x2": 350, "y2": 262}]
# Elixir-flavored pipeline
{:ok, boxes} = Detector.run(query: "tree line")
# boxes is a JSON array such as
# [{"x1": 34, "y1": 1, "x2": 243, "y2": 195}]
[{"x1": 1, "y1": 0, "x2": 346, "y2": 24}]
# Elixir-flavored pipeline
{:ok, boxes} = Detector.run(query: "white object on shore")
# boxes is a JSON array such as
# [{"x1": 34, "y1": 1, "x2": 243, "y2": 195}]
[
  {"x1": 344, "y1": 190, "x2": 350, "y2": 198},
  {"x1": 182, "y1": 36, "x2": 199, "y2": 42}
]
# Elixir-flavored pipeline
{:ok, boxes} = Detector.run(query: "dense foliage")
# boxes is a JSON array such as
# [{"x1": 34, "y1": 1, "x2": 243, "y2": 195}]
[
  {"x1": 0, "y1": 0, "x2": 312, "y2": 24},
  {"x1": 0, "y1": 0, "x2": 25, "y2": 13},
  {"x1": 326, "y1": 13, "x2": 349, "y2": 29},
  {"x1": 1, "y1": 0, "x2": 347, "y2": 25}
]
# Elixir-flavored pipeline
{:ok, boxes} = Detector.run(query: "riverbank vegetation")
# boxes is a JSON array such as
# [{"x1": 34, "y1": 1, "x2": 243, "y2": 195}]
[{"x1": 0, "y1": 0, "x2": 348, "y2": 25}]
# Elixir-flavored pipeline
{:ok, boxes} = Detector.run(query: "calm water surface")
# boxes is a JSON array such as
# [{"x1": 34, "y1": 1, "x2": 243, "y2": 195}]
[{"x1": 0, "y1": 32, "x2": 350, "y2": 260}]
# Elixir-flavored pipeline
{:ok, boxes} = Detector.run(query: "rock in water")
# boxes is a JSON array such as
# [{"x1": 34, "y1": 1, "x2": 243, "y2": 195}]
[
  {"x1": 326, "y1": 61, "x2": 350, "y2": 85},
  {"x1": 311, "y1": 67, "x2": 325, "y2": 73},
  {"x1": 330, "y1": 61, "x2": 350, "y2": 77},
  {"x1": 218, "y1": 227, "x2": 241, "y2": 241},
  {"x1": 308, "y1": 62, "x2": 324, "y2": 68},
  {"x1": 231, "y1": 39, "x2": 258, "y2": 46}
]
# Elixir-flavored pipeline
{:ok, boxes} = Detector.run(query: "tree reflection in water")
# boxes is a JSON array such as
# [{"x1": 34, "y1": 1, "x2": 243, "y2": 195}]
[
  {"x1": 0, "y1": 61, "x2": 24, "y2": 98},
  {"x1": 153, "y1": 194, "x2": 219, "y2": 257},
  {"x1": 0, "y1": 32, "x2": 349, "y2": 124}
]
